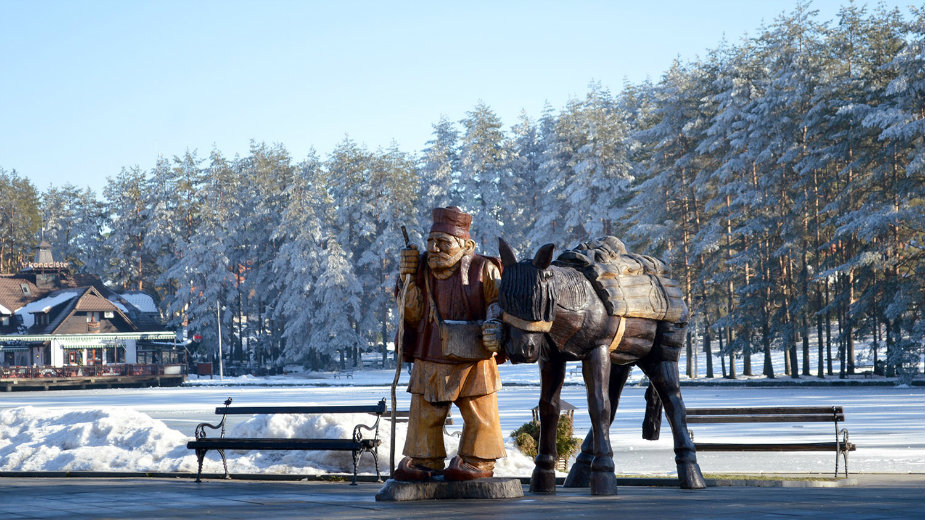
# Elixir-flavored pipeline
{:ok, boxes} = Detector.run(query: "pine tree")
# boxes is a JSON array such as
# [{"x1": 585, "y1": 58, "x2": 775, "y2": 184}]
[
  {"x1": 502, "y1": 110, "x2": 542, "y2": 253},
  {"x1": 270, "y1": 152, "x2": 328, "y2": 367},
  {"x1": 0, "y1": 168, "x2": 41, "y2": 273},
  {"x1": 859, "y1": 5, "x2": 925, "y2": 379},
  {"x1": 419, "y1": 116, "x2": 460, "y2": 214},
  {"x1": 458, "y1": 101, "x2": 507, "y2": 252},
  {"x1": 103, "y1": 166, "x2": 152, "y2": 291}
]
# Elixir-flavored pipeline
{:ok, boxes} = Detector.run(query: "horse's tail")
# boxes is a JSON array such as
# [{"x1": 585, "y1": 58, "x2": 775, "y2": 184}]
[{"x1": 642, "y1": 382, "x2": 663, "y2": 440}]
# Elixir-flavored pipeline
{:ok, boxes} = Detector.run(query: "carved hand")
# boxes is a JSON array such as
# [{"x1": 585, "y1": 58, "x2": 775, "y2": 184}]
[
  {"x1": 481, "y1": 319, "x2": 503, "y2": 353},
  {"x1": 400, "y1": 246, "x2": 419, "y2": 277}
]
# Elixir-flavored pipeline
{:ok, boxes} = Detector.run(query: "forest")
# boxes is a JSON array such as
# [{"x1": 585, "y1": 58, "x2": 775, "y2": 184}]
[{"x1": 1, "y1": 4, "x2": 922, "y2": 379}]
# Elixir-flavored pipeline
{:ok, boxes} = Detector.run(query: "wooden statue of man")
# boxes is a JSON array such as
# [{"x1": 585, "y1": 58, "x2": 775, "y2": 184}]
[{"x1": 394, "y1": 206, "x2": 506, "y2": 481}]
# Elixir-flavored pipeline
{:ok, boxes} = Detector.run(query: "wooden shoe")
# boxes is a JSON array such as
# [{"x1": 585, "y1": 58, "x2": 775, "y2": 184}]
[
  {"x1": 443, "y1": 456, "x2": 493, "y2": 481},
  {"x1": 393, "y1": 457, "x2": 439, "y2": 481}
]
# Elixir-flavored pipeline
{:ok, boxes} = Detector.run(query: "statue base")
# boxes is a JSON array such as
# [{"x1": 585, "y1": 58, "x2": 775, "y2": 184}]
[{"x1": 375, "y1": 478, "x2": 524, "y2": 501}]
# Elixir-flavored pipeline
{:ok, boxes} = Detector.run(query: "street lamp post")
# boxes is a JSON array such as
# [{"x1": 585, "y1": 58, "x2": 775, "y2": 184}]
[{"x1": 217, "y1": 301, "x2": 224, "y2": 381}]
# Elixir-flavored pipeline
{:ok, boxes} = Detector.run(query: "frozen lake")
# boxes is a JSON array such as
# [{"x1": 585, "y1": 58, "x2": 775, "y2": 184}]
[{"x1": 2, "y1": 377, "x2": 922, "y2": 476}]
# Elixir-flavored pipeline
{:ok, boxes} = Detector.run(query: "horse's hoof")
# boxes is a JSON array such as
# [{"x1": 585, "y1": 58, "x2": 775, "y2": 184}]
[
  {"x1": 563, "y1": 459, "x2": 591, "y2": 488},
  {"x1": 678, "y1": 462, "x2": 706, "y2": 489},
  {"x1": 529, "y1": 467, "x2": 557, "y2": 494},
  {"x1": 590, "y1": 471, "x2": 618, "y2": 496}
]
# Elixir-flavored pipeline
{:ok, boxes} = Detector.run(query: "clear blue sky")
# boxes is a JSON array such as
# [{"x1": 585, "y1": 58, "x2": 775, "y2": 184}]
[{"x1": 0, "y1": 0, "x2": 911, "y2": 195}]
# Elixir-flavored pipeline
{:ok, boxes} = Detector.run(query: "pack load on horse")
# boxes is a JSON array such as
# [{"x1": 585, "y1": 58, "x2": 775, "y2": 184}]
[{"x1": 497, "y1": 237, "x2": 706, "y2": 495}]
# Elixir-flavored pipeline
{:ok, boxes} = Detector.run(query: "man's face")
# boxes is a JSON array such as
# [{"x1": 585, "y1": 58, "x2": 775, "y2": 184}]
[{"x1": 427, "y1": 231, "x2": 469, "y2": 271}]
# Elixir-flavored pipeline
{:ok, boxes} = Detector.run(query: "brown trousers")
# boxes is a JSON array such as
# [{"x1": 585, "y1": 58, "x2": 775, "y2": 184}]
[{"x1": 403, "y1": 391, "x2": 506, "y2": 468}]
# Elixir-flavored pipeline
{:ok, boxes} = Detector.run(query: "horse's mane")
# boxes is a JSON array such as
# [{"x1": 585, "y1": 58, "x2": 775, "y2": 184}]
[
  {"x1": 500, "y1": 262, "x2": 591, "y2": 321},
  {"x1": 500, "y1": 261, "x2": 554, "y2": 322}
]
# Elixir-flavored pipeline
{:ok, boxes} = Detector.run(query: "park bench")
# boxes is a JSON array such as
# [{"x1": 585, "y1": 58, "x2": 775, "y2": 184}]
[
  {"x1": 187, "y1": 398, "x2": 385, "y2": 484},
  {"x1": 686, "y1": 406, "x2": 857, "y2": 477},
  {"x1": 332, "y1": 368, "x2": 354, "y2": 379},
  {"x1": 387, "y1": 410, "x2": 459, "y2": 437}
]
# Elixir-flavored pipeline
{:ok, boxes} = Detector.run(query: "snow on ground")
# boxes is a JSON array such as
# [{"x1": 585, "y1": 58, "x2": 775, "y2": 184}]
[
  {"x1": 0, "y1": 407, "x2": 198, "y2": 473},
  {"x1": 0, "y1": 379, "x2": 921, "y2": 477},
  {"x1": 0, "y1": 402, "x2": 536, "y2": 477}
]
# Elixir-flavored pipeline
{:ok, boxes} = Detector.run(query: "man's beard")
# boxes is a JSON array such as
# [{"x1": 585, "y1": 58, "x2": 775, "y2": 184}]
[{"x1": 428, "y1": 248, "x2": 467, "y2": 273}]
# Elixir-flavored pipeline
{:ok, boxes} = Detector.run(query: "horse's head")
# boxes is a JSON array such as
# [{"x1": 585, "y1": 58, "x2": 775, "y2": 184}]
[{"x1": 498, "y1": 238, "x2": 557, "y2": 364}]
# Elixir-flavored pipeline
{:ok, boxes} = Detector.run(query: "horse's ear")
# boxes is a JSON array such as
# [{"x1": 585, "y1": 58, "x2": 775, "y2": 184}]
[
  {"x1": 533, "y1": 243, "x2": 555, "y2": 270},
  {"x1": 498, "y1": 237, "x2": 518, "y2": 268}
]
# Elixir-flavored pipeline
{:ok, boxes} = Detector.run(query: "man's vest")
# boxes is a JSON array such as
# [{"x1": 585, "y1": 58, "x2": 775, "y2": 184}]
[{"x1": 403, "y1": 253, "x2": 500, "y2": 364}]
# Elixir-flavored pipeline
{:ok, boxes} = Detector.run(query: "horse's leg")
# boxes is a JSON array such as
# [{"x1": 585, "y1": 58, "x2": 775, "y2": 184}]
[
  {"x1": 637, "y1": 356, "x2": 706, "y2": 490},
  {"x1": 581, "y1": 344, "x2": 618, "y2": 495},
  {"x1": 564, "y1": 363, "x2": 630, "y2": 488},
  {"x1": 530, "y1": 355, "x2": 566, "y2": 494}
]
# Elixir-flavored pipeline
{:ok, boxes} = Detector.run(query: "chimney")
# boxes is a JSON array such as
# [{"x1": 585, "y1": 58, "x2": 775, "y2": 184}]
[{"x1": 27, "y1": 241, "x2": 68, "y2": 290}]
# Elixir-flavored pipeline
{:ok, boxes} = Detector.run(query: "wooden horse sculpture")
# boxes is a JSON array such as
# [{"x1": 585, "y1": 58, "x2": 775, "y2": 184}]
[{"x1": 497, "y1": 239, "x2": 705, "y2": 495}]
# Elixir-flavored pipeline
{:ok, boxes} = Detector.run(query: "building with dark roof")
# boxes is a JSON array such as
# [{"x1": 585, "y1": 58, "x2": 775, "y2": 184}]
[{"x1": 0, "y1": 242, "x2": 176, "y2": 370}]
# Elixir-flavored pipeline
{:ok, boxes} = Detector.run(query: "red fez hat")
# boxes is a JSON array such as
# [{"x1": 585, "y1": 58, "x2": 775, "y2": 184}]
[{"x1": 430, "y1": 206, "x2": 472, "y2": 239}]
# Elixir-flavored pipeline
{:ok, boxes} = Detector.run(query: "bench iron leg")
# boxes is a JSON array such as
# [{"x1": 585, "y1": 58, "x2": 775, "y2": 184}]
[
  {"x1": 194, "y1": 449, "x2": 207, "y2": 483},
  {"x1": 351, "y1": 449, "x2": 360, "y2": 486},
  {"x1": 836, "y1": 429, "x2": 850, "y2": 478},
  {"x1": 219, "y1": 449, "x2": 230, "y2": 479},
  {"x1": 372, "y1": 447, "x2": 381, "y2": 483}
]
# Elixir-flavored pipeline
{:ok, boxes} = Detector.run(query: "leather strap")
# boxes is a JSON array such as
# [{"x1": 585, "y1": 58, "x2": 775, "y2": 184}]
[
  {"x1": 608, "y1": 316, "x2": 626, "y2": 352},
  {"x1": 502, "y1": 312, "x2": 553, "y2": 333}
]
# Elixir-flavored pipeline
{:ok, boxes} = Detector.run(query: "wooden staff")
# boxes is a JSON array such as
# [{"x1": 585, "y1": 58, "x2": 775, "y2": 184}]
[{"x1": 390, "y1": 225, "x2": 412, "y2": 476}]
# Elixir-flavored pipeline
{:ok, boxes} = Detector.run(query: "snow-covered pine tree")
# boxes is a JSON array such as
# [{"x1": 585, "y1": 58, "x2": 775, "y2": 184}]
[
  {"x1": 858, "y1": 5, "x2": 925, "y2": 380},
  {"x1": 42, "y1": 185, "x2": 109, "y2": 275},
  {"x1": 145, "y1": 151, "x2": 205, "y2": 312},
  {"x1": 502, "y1": 110, "x2": 542, "y2": 253},
  {"x1": 457, "y1": 102, "x2": 507, "y2": 253},
  {"x1": 103, "y1": 165, "x2": 152, "y2": 292},
  {"x1": 160, "y1": 150, "x2": 239, "y2": 361},
  {"x1": 525, "y1": 103, "x2": 570, "y2": 250},
  {"x1": 363, "y1": 144, "x2": 420, "y2": 364},
  {"x1": 419, "y1": 116, "x2": 460, "y2": 216},
  {"x1": 307, "y1": 238, "x2": 364, "y2": 369},
  {"x1": 270, "y1": 151, "x2": 328, "y2": 367}
]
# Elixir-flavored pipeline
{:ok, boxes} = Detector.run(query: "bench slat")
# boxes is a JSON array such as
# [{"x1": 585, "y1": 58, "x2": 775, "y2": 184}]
[
  {"x1": 686, "y1": 407, "x2": 844, "y2": 415},
  {"x1": 214, "y1": 404, "x2": 386, "y2": 415},
  {"x1": 695, "y1": 442, "x2": 856, "y2": 452},
  {"x1": 687, "y1": 414, "x2": 844, "y2": 424},
  {"x1": 187, "y1": 438, "x2": 379, "y2": 451},
  {"x1": 386, "y1": 410, "x2": 454, "y2": 425}
]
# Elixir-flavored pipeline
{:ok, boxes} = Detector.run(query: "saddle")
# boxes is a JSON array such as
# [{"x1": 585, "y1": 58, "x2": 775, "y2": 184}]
[{"x1": 553, "y1": 236, "x2": 689, "y2": 323}]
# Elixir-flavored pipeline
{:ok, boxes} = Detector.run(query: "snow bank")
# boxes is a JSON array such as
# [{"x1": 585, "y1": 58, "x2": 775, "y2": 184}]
[
  {"x1": 0, "y1": 406, "x2": 536, "y2": 476},
  {"x1": 209, "y1": 410, "x2": 535, "y2": 477},
  {"x1": 0, "y1": 407, "x2": 197, "y2": 472}
]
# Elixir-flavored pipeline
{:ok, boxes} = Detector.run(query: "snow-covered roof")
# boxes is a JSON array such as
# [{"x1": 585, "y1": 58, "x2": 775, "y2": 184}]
[
  {"x1": 119, "y1": 292, "x2": 158, "y2": 313},
  {"x1": 15, "y1": 291, "x2": 80, "y2": 328},
  {"x1": 0, "y1": 303, "x2": 11, "y2": 315}
]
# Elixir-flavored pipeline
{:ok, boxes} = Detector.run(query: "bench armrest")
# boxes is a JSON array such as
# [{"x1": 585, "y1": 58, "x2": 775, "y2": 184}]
[
  {"x1": 352, "y1": 398, "x2": 386, "y2": 445},
  {"x1": 195, "y1": 398, "x2": 233, "y2": 440},
  {"x1": 194, "y1": 416, "x2": 227, "y2": 440}
]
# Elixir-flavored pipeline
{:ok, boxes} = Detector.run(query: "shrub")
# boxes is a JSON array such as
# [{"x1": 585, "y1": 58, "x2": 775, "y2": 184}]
[{"x1": 511, "y1": 415, "x2": 580, "y2": 461}]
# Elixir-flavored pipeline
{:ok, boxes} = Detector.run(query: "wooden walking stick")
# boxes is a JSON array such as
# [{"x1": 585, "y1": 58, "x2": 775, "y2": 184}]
[{"x1": 390, "y1": 225, "x2": 413, "y2": 476}]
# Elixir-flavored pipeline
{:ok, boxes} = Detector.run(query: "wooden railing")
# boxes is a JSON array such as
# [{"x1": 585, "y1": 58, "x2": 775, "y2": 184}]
[{"x1": 0, "y1": 364, "x2": 186, "y2": 379}]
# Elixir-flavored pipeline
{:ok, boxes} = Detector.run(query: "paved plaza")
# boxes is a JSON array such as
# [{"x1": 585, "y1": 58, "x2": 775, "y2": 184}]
[{"x1": 0, "y1": 474, "x2": 922, "y2": 520}]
